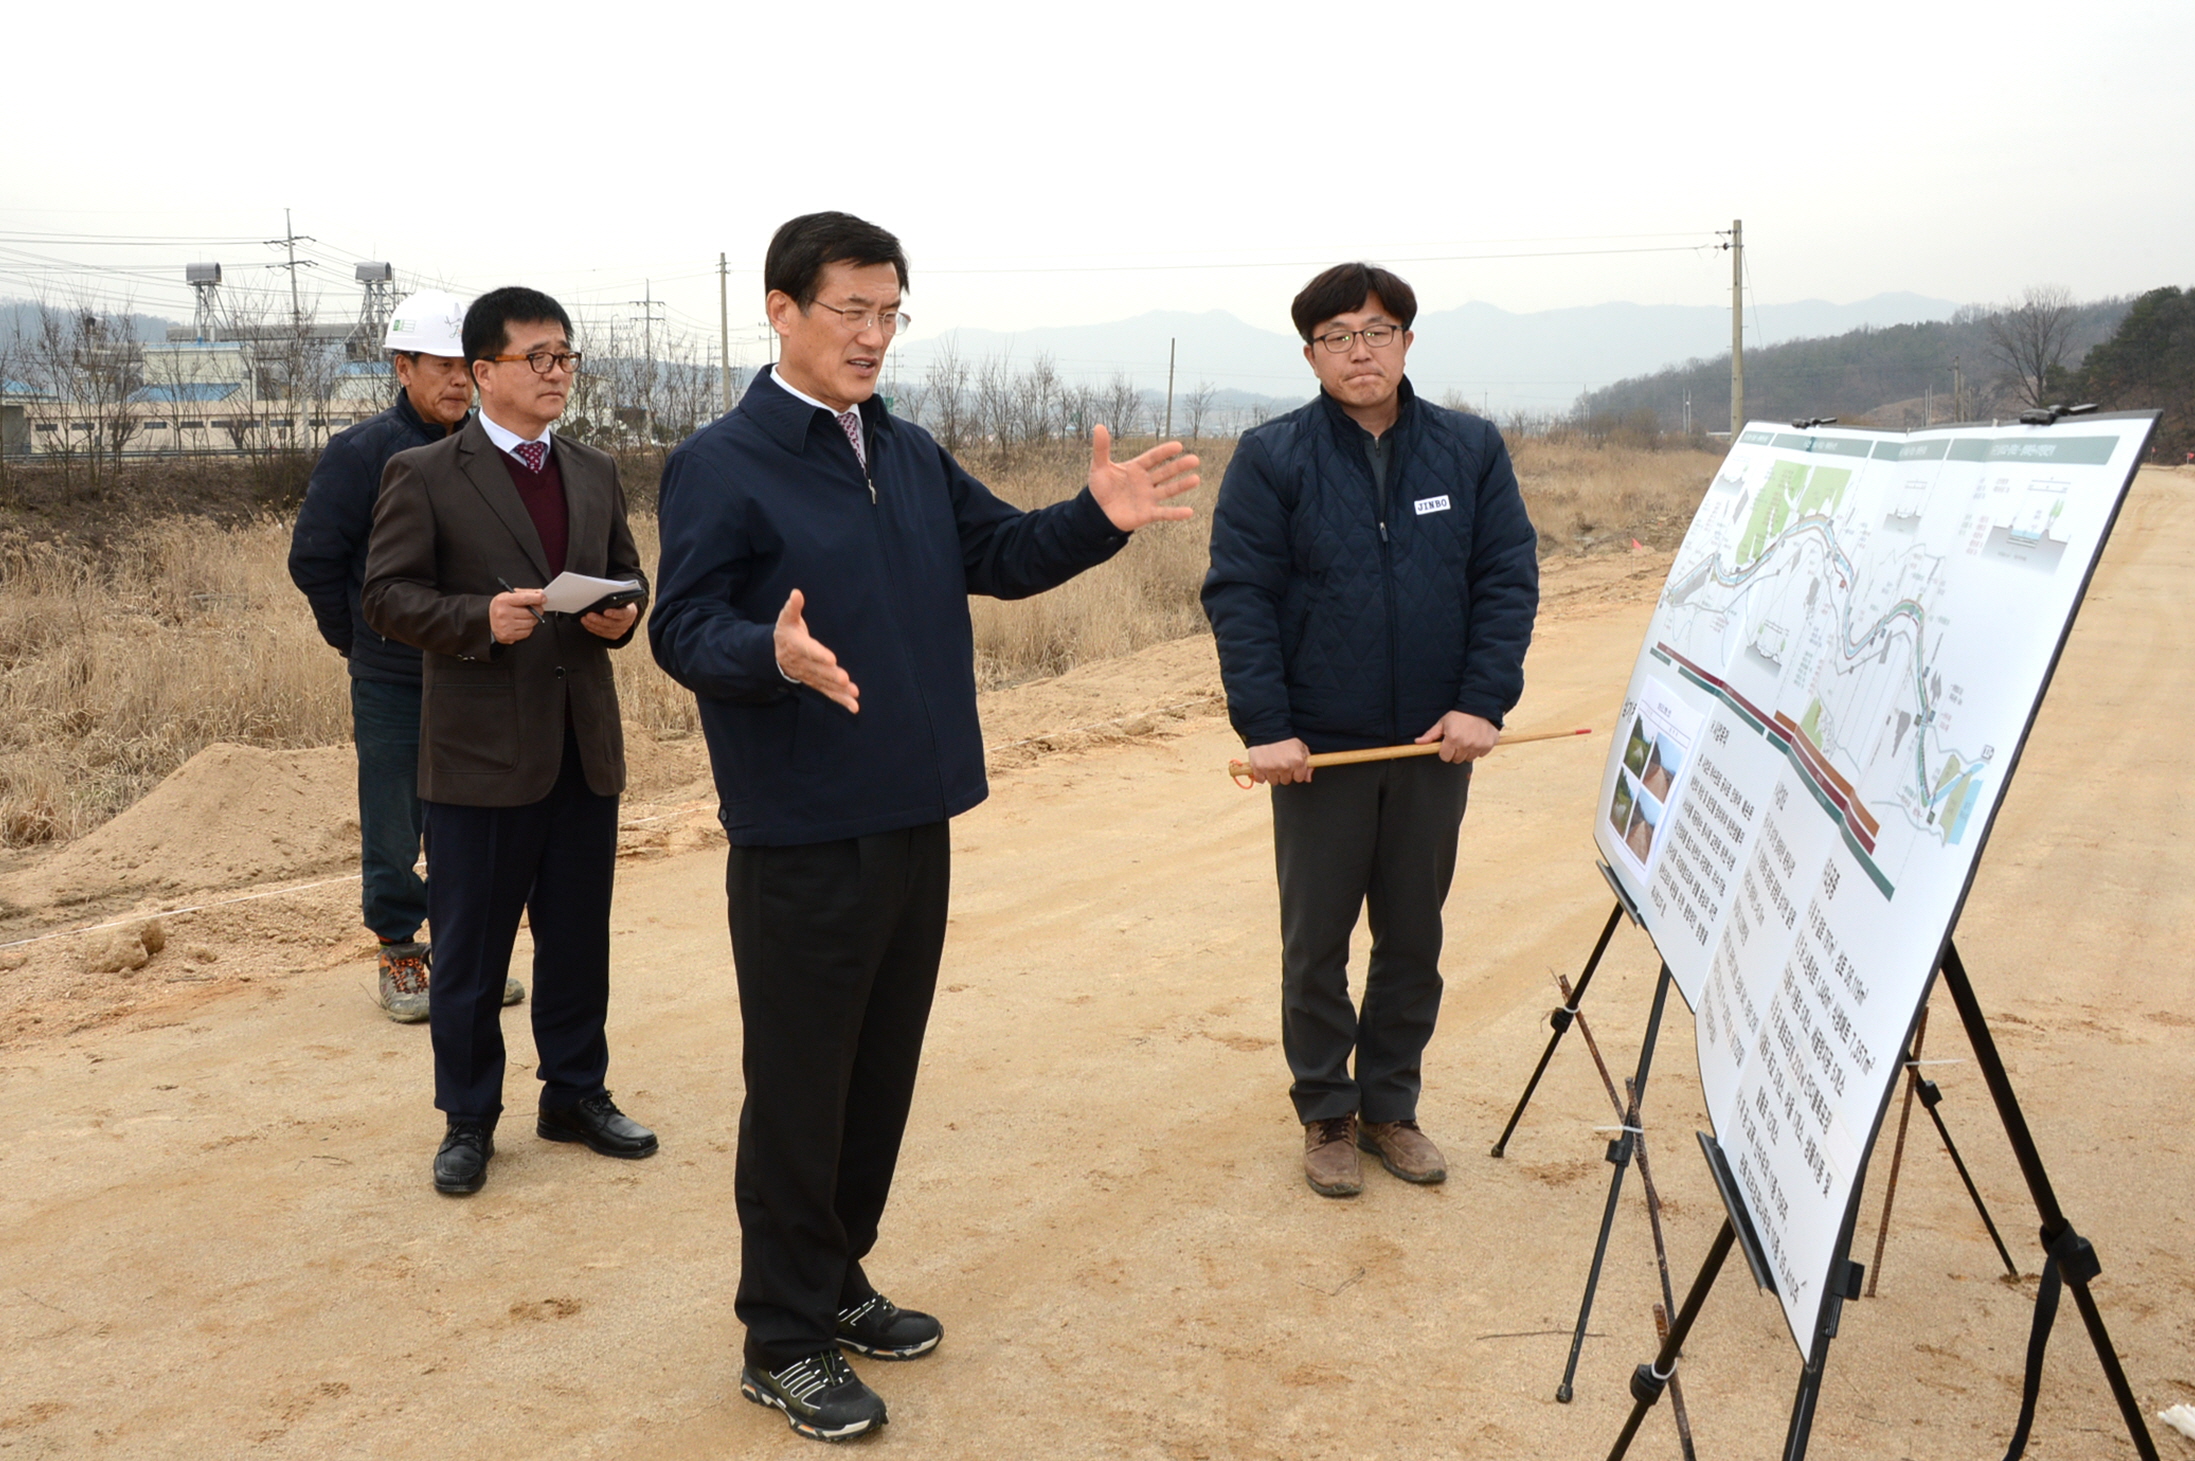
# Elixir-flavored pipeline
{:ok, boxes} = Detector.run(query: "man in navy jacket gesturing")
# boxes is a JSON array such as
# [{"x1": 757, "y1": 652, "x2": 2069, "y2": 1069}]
[
  {"x1": 1202, "y1": 262, "x2": 1539, "y2": 1200},
  {"x1": 649, "y1": 212, "x2": 1199, "y2": 1444}
]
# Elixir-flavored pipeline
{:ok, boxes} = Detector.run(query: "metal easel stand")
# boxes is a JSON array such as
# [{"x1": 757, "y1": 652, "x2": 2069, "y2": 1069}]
[
  {"x1": 1564, "y1": 985, "x2": 1699, "y2": 1457},
  {"x1": 1605, "y1": 939, "x2": 2161, "y2": 1461},
  {"x1": 1865, "y1": 1001, "x2": 2020, "y2": 1292},
  {"x1": 1490, "y1": 880, "x2": 1632, "y2": 1160},
  {"x1": 1556, "y1": 965, "x2": 1676, "y2": 1405}
]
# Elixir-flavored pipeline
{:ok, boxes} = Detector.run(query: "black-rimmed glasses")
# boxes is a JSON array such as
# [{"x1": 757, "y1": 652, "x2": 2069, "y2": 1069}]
[
  {"x1": 489, "y1": 350, "x2": 584, "y2": 375},
  {"x1": 1313, "y1": 324, "x2": 1401, "y2": 353}
]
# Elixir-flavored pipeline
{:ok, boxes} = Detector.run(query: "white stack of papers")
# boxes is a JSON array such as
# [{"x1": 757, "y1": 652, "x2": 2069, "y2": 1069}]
[{"x1": 540, "y1": 572, "x2": 641, "y2": 615}]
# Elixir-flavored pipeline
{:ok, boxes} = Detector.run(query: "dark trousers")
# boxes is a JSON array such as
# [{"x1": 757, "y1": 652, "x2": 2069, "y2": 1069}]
[
  {"x1": 1272, "y1": 755, "x2": 1471, "y2": 1125},
  {"x1": 727, "y1": 821, "x2": 950, "y2": 1369},
  {"x1": 351, "y1": 676, "x2": 427, "y2": 943},
  {"x1": 422, "y1": 733, "x2": 618, "y2": 1125}
]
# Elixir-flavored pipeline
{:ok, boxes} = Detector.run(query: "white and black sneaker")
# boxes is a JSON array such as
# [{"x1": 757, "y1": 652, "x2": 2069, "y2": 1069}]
[
  {"x1": 836, "y1": 1293, "x2": 943, "y2": 1359},
  {"x1": 740, "y1": 1350, "x2": 887, "y2": 1442}
]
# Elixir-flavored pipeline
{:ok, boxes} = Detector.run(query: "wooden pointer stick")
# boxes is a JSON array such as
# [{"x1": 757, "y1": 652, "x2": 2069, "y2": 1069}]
[{"x1": 1228, "y1": 727, "x2": 1592, "y2": 785}]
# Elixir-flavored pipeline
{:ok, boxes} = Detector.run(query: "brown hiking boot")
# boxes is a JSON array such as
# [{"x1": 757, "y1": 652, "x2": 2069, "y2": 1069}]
[
  {"x1": 1358, "y1": 1119, "x2": 1448, "y2": 1184},
  {"x1": 378, "y1": 941, "x2": 431, "y2": 1024},
  {"x1": 1303, "y1": 1116, "x2": 1363, "y2": 1197}
]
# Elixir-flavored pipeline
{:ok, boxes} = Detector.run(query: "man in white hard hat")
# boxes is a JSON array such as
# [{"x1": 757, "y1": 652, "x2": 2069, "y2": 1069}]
[{"x1": 289, "y1": 290, "x2": 519, "y2": 1020}]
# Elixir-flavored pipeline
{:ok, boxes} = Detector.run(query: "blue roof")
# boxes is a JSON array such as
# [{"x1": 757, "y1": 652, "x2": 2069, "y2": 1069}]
[
  {"x1": 130, "y1": 383, "x2": 241, "y2": 404},
  {"x1": 340, "y1": 361, "x2": 393, "y2": 377}
]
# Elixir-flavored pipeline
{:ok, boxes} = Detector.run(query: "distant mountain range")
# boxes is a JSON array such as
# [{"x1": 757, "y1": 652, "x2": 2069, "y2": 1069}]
[
  {"x1": 8, "y1": 291, "x2": 1973, "y2": 417},
  {"x1": 888, "y1": 293, "x2": 1964, "y2": 412}
]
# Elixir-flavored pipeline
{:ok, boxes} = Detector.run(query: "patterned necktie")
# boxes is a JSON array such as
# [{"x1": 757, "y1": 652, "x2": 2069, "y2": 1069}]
[
  {"x1": 514, "y1": 440, "x2": 547, "y2": 473},
  {"x1": 836, "y1": 410, "x2": 865, "y2": 469}
]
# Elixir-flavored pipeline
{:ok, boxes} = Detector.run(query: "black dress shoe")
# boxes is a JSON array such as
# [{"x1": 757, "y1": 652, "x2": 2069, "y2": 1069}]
[
  {"x1": 537, "y1": 1093, "x2": 658, "y2": 1158},
  {"x1": 836, "y1": 1293, "x2": 942, "y2": 1359},
  {"x1": 434, "y1": 1123, "x2": 493, "y2": 1195}
]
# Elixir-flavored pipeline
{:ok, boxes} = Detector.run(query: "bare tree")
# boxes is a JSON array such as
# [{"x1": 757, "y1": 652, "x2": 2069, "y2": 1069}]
[
  {"x1": 558, "y1": 316, "x2": 620, "y2": 445},
  {"x1": 923, "y1": 340, "x2": 971, "y2": 455},
  {"x1": 1985, "y1": 285, "x2": 2079, "y2": 410},
  {"x1": 0, "y1": 322, "x2": 24, "y2": 492},
  {"x1": 973, "y1": 354, "x2": 1017, "y2": 452},
  {"x1": 886, "y1": 372, "x2": 928, "y2": 429},
  {"x1": 21, "y1": 298, "x2": 144, "y2": 489},
  {"x1": 1100, "y1": 373, "x2": 1143, "y2": 440},
  {"x1": 1011, "y1": 354, "x2": 1064, "y2": 444},
  {"x1": 1182, "y1": 381, "x2": 1217, "y2": 444}
]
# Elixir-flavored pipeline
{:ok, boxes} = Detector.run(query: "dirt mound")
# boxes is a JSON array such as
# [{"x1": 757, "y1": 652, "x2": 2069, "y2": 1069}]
[
  {"x1": 978, "y1": 633, "x2": 1225, "y2": 768},
  {"x1": 0, "y1": 742, "x2": 356, "y2": 913},
  {"x1": 0, "y1": 638, "x2": 1231, "y2": 925}
]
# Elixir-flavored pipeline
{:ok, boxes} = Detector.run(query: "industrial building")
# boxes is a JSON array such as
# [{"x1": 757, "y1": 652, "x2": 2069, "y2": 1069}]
[{"x1": 3, "y1": 261, "x2": 404, "y2": 458}]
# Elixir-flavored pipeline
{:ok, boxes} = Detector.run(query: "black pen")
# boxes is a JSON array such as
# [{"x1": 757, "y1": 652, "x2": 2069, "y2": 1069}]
[{"x1": 496, "y1": 577, "x2": 547, "y2": 625}]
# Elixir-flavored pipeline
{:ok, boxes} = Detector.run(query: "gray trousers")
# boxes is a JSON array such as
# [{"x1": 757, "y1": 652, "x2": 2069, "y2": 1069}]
[{"x1": 1272, "y1": 755, "x2": 1471, "y2": 1124}]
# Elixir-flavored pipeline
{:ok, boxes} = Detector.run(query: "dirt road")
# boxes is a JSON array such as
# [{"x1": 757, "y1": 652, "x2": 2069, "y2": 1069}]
[{"x1": 2, "y1": 479, "x2": 2190, "y2": 1458}]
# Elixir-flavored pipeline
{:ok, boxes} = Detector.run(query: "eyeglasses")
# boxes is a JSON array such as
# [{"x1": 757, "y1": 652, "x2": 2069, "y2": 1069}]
[
  {"x1": 1313, "y1": 324, "x2": 1402, "y2": 353},
  {"x1": 810, "y1": 301, "x2": 910, "y2": 336},
  {"x1": 488, "y1": 350, "x2": 584, "y2": 375}
]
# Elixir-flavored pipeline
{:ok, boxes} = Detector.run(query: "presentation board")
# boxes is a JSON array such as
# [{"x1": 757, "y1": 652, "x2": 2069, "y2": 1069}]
[{"x1": 1592, "y1": 413, "x2": 2158, "y2": 1352}]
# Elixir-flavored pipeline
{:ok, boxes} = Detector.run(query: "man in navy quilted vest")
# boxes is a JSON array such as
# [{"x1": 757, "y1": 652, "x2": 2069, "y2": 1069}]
[{"x1": 1202, "y1": 262, "x2": 1539, "y2": 1198}]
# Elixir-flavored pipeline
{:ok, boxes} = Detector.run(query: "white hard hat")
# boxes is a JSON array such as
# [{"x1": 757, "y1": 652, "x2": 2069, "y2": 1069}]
[{"x1": 384, "y1": 290, "x2": 469, "y2": 357}]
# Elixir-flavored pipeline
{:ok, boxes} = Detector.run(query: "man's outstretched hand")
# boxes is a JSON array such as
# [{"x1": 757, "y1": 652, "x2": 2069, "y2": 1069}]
[
  {"x1": 1087, "y1": 424, "x2": 1200, "y2": 532},
  {"x1": 774, "y1": 589, "x2": 859, "y2": 713}
]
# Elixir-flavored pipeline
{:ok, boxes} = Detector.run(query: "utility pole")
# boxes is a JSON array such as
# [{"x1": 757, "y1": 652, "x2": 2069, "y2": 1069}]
[
  {"x1": 263, "y1": 208, "x2": 317, "y2": 440},
  {"x1": 1727, "y1": 218, "x2": 1745, "y2": 434},
  {"x1": 1953, "y1": 354, "x2": 1964, "y2": 422},
  {"x1": 629, "y1": 280, "x2": 666, "y2": 366},
  {"x1": 718, "y1": 253, "x2": 732, "y2": 415},
  {"x1": 628, "y1": 281, "x2": 667, "y2": 442},
  {"x1": 1164, "y1": 337, "x2": 1176, "y2": 439},
  {"x1": 268, "y1": 207, "x2": 314, "y2": 326}
]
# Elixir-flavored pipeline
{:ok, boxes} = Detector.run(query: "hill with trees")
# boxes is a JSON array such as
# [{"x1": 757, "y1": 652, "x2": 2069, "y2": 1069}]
[
  {"x1": 1579, "y1": 291, "x2": 2133, "y2": 434},
  {"x1": 2062, "y1": 286, "x2": 2194, "y2": 460}
]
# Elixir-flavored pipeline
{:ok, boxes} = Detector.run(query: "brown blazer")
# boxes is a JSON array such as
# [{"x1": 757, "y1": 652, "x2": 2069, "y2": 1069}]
[{"x1": 362, "y1": 417, "x2": 648, "y2": 807}]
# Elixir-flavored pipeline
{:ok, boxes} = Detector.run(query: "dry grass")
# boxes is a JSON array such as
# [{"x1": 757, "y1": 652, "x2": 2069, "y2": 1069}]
[
  {"x1": 968, "y1": 439, "x2": 1228, "y2": 689},
  {"x1": 0, "y1": 436, "x2": 1714, "y2": 846},
  {"x1": 1512, "y1": 439, "x2": 1724, "y2": 555},
  {"x1": 0, "y1": 519, "x2": 349, "y2": 847}
]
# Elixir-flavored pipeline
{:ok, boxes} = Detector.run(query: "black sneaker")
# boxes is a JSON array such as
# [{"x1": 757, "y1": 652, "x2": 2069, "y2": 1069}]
[
  {"x1": 836, "y1": 1293, "x2": 942, "y2": 1359},
  {"x1": 740, "y1": 1350, "x2": 887, "y2": 1442}
]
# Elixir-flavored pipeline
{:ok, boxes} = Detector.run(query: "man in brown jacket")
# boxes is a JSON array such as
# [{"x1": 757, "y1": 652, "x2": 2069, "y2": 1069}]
[{"x1": 364, "y1": 285, "x2": 656, "y2": 1196}]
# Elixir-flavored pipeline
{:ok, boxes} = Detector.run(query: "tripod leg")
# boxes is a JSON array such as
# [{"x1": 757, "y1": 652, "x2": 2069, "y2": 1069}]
[
  {"x1": 1938, "y1": 942, "x2": 2160, "y2": 1461},
  {"x1": 1558, "y1": 968, "x2": 1675, "y2": 1402},
  {"x1": 1493, "y1": 901, "x2": 1624, "y2": 1158},
  {"x1": 1607, "y1": 1220, "x2": 1736, "y2": 1461},
  {"x1": 1630, "y1": 1097, "x2": 1698, "y2": 1461},
  {"x1": 1782, "y1": 1357, "x2": 1829, "y2": 1461},
  {"x1": 1920, "y1": 1092, "x2": 2020, "y2": 1278},
  {"x1": 1866, "y1": 1005, "x2": 1928, "y2": 1297}
]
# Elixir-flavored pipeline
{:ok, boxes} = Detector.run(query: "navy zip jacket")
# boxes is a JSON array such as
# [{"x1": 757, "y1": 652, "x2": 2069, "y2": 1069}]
[
  {"x1": 288, "y1": 390, "x2": 457, "y2": 683},
  {"x1": 1201, "y1": 379, "x2": 1539, "y2": 752},
  {"x1": 650, "y1": 368, "x2": 1131, "y2": 846}
]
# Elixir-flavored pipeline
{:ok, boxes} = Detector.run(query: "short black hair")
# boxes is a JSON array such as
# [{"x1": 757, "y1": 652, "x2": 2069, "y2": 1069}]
[
  {"x1": 463, "y1": 286, "x2": 573, "y2": 366},
  {"x1": 1290, "y1": 263, "x2": 1418, "y2": 342},
  {"x1": 765, "y1": 212, "x2": 909, "y2": 309}
]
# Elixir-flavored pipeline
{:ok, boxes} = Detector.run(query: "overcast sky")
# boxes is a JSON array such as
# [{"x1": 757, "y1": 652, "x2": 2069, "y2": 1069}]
[{"x1": 7, "y1": 0, "x2": 2189, "y2": 375}]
